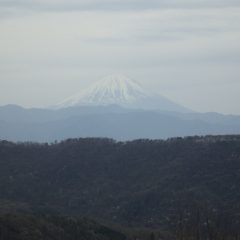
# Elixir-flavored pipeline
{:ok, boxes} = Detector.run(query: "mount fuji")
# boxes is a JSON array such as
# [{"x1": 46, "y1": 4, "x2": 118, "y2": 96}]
[
  {"x1": 1, "y1": 74, "x2": 240, "y2": 142},
  {"x1": 56, "y1": 74, "x2": 190, "y2": 113}
]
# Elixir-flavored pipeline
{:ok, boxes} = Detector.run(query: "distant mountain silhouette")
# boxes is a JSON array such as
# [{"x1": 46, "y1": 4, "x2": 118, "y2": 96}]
[
  {"x1": 56, "y1": 74, "x2": 190, "y2": 113},
  {"x1": 0, "y1": 75, "x2": 240, "y2": 141},
  {"x1": 0, "y1": 104, "x2": 240, "y2": 142}
]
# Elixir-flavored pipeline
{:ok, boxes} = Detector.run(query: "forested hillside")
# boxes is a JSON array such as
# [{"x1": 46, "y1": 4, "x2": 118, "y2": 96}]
[
  {"x1": 0, "y1": 213, "x2": 128, "y2": 240},
  {"x1": 0, "y1": 135, "x2": 240, "y2": 239}
]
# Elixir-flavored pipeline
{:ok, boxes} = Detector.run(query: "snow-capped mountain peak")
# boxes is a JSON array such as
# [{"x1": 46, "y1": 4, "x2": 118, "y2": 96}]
[
  {"x1": 57, "y1": 74, "x2": 190, "y2": 112},
  {"x1": 57, "y1": 74, "x2": 147, "y2": 108},
  {"x1": 91, "y1": 74, "x2": 145, "y2": 97}
]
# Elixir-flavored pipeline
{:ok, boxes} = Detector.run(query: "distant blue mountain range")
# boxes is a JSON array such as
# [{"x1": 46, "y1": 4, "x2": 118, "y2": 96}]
[{"x1": 0, "y1": 104, "x2": 240, "y2": 142}]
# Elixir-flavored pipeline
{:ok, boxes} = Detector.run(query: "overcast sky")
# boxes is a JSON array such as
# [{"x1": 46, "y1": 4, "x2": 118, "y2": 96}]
[{"x1": 0, "y1": 0, "x2": 240, "y2": 114}]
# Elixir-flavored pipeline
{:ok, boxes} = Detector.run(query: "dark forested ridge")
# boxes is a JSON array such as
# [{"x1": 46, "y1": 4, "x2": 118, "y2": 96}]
[
  {"x1": 0, "y1": 135, "x2": 240, "y2": 239},
  {"x1": 0, "y1": 213, "x2": 128, "y2": 240}
]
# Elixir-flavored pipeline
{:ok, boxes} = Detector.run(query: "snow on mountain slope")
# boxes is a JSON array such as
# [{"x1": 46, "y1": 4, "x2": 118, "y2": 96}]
[{"x1": 57, "y1": 74, "x2": 190, "y2": 112}]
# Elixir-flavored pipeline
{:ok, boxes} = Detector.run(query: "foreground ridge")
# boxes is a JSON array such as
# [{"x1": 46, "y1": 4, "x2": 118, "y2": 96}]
[{"x1": 0, "y1": 135, "x2": 240, "y2": 237}]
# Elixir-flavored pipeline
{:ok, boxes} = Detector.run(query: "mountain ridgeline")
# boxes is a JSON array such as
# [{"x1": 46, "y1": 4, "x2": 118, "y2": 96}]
[
  {"x1": 1, "y1": 75, "x2": 240, "y2": 142},
  {"x1": 0, "y1": 135, "x2": 240, "y2": 239},
  {"x1": 1, "y1": 104, "x2": 240, "y2": 142}
]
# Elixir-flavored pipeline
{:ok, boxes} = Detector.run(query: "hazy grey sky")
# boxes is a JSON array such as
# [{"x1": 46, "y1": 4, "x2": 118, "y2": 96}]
[{"x1": 0, "y1": 0, "x2": 240, "y2": 114}]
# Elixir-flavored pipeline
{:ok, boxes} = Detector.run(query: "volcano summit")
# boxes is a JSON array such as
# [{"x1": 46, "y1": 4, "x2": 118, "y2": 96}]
[{"x1": 57, "y1": 74, "x2": 190, "y2": 113}]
